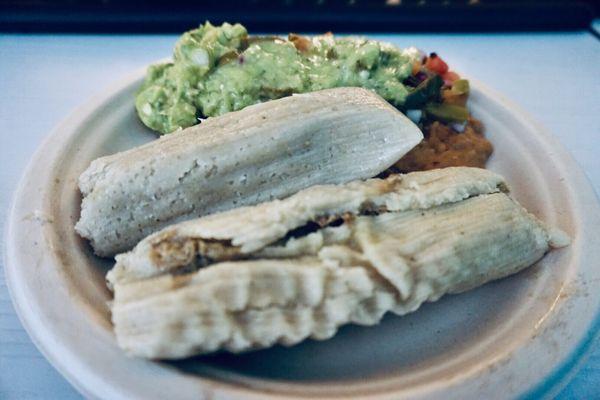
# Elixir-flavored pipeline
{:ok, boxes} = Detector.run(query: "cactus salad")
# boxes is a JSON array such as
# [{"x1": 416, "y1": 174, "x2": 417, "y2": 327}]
[{"x1": 135, "y1": 22, "x2": 492, "y2": 172}]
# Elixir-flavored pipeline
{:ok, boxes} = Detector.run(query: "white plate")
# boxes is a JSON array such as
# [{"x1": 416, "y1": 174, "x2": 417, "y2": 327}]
[{"x1": 5, "y1": 70, "x2": 600, "y2": 400}]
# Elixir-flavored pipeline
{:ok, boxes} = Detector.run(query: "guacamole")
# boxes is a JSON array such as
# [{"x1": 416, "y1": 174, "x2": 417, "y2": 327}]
[{"x1": 136, "y1": 22, "x2": 421, "y2": 134}]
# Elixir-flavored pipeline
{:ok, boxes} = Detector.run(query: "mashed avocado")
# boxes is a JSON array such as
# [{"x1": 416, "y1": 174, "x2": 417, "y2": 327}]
[{"x1": 136, "y1": 22, "x2": 421, "y2": 134}]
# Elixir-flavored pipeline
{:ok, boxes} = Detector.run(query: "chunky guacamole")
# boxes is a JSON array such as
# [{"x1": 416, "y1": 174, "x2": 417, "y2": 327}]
[{"x1": 136, "y1": 22, "x2": 422, "y2": 134}]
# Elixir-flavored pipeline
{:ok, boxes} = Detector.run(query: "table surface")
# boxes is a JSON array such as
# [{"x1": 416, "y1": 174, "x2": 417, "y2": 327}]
[{"x1": 1, "y1": 29, "x2": 599, "y2": 399}]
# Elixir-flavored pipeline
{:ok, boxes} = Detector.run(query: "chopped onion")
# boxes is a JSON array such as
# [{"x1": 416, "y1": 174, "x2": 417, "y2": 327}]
[
  {"x1": 402, "y1": 46, "x2": 425, "y2": 64},
  {"x1": 190, "y1": 49, "x2": 209, "y2": 67},
  {"x1": 141, "y1": 103, "x2": 152, "y2": 116},
  {"x1": 406, "y1": 109, "x2": 422, "y2": 124},
  {"x1": 451, "y1": 121, "x2": 467, "y2": 133}
]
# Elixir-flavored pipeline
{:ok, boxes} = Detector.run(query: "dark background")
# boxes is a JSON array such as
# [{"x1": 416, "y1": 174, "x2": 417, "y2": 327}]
[{"x1": 1, "y1": 0, "x2": 598, "y2": 33}]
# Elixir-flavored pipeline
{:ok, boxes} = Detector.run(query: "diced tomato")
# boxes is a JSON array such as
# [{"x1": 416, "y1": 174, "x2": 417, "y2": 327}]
[
  {"x1": 442, "y1": 71, "x2": 460, "y2": 84},
  {"x1": 424, "y1": 53, "x2": 449, "y2": 75}
]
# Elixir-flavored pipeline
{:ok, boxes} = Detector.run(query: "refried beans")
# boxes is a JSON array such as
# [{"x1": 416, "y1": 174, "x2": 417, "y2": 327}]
[{"x1": 393, "y1": 117, "x2": 493, "y2": 173}]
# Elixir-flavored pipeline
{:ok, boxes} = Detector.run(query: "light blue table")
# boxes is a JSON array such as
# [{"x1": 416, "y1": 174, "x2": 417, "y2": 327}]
[{"x1": 1, "y1": 30, "x2": 599, "y2": 399}]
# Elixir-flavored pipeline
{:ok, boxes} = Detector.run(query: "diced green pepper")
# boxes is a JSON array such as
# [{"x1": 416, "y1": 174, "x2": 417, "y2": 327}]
[
  {"x1": 404, "y1": 74, "x2": 443, "y2": 109},
  {"x1": 450, "y1": 79, "x2": 469, "y2": 95},
  {"x1": 424, "y1": 103, "x2": 469, "y2": 123}
]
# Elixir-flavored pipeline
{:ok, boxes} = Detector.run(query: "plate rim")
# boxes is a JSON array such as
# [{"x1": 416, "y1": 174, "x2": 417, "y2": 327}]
[{"x1": 4, "y1": 68, "x2": 600, "y2": 400}]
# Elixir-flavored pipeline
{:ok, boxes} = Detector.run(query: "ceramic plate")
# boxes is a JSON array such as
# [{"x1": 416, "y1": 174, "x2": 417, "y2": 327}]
[{"x1": 5, "y1": 69, "x2": 600, "y2": 400}]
